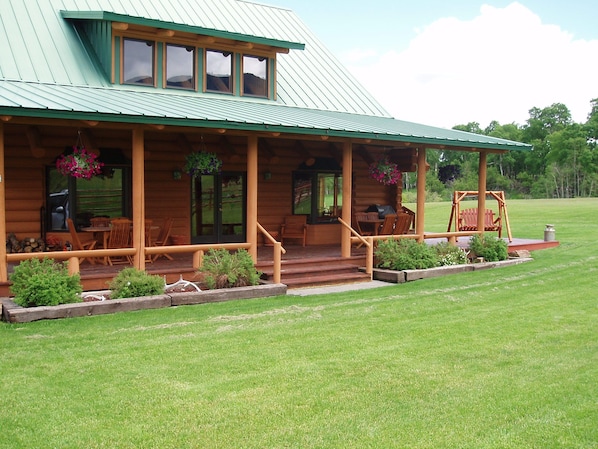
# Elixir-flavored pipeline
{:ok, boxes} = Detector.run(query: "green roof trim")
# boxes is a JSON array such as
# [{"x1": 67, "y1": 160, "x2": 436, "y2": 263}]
[
  {"x1": 60, "y1": 10, "x2": 306, "y2": 50},
  {"x1": 0, "y1": 81, "x2": 531, "y2": 152}
]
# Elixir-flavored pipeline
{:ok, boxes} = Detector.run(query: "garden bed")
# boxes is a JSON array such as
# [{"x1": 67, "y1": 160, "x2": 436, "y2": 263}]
[
  {"x1": 1, "y1": 283, "x2": 287, "y2": 323},
  {"x1": 372, "y1": 257, "x2": 533, "y2": 283}
]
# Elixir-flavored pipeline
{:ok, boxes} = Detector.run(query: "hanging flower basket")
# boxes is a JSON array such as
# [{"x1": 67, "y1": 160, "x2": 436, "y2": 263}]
[
  {"x1": 56, "y1": 147, "x2": 104, "y2": 180},
  {"x1": 183, "y1": 151, "x2": 222, "y2": 177},
  {"x1": 369, "y1": 156, "x2": 402, "y2": 186}
]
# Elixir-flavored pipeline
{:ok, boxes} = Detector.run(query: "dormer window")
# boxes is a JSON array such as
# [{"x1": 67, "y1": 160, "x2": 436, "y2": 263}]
[
  {"x1": 123, "y1": 38, "x2": 155, "y2": 85},
  {"x1": 205, "y1": 50, "x2": 233, "y2": 94},
  {"x1": 166, "y1": 44, "x2": 195, "y2": 90},
  {"x1": 242, "y1": 55, "x2": 268, "y2": 98}
]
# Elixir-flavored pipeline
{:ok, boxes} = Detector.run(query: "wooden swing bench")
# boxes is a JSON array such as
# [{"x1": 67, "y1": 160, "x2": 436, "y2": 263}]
[{"x1": 458, "y1": 208, "x2": 502, "y2": 237}]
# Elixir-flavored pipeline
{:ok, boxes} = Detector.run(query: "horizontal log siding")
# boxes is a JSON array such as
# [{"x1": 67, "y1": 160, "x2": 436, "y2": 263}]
[
  {"x1": 1, "y1": 124, "x2": 407, "y2": 245},
  {"x1": 4, "y1": 127, "x2": 46, "y2": 237}
]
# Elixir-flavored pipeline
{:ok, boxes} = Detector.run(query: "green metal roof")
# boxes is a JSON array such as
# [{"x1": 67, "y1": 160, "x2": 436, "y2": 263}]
[
  {"x1": 0, "y1": 0, "x2": 532, "y2": 152},
  {"x1": 0, "y1": 80, "x2": 530, "y2": 151}
]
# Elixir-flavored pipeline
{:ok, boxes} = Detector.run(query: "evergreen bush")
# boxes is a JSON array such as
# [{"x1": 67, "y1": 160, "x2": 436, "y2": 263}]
[
  {"x1": 468, "y1": 234, "x2": 508, "y2": 262},
  {"x1": 375, "y1": 238, "x2": 438, "y2": 270},
  {"x1": 199, "y1": 248, "x2": 262, "y2": 289},
  {"x1": 109, "y1": 267, "x2": 165, "y2": 299},
  {"x1": 10, "y1": 258, "x2": 82, "y2": 307}
]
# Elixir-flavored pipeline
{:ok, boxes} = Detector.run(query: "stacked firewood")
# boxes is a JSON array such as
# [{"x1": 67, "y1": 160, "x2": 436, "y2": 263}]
[{"x1": 6, "y1": 233, "x2": 46, "y2": 253}]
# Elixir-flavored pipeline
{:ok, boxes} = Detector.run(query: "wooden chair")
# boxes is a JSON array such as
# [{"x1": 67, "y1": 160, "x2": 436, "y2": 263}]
[
  {"x1": 66, "y1": 218, "x2": 97, "y2": 264},
  {"x1": 106, "y1": 218, "x2": 132, "y2": 265},
  {"x1": 354, "y1": 212, "x2": 370, "y2": 236},
  {"x1": 354, "y1": 211, "x2": 380, "y2": 236},
  {"x1": 280, "y1": 215, "x2": 307, "y2": 247},
  {"x1": 152, "y1": 217, "x2": 174, "y2": 262},
  {"x1": 393, "y1": 213, "x2": 412, "y2": 235},
  {"x1": 90, "y1": 216, "x2": 111, "y2": 227},
  {"x1": 378, "y1": 214, "x2": 397, "y2": 235}
]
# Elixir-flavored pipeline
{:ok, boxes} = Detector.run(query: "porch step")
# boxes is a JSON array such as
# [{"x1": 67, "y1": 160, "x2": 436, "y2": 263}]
[{"x1": 257, "y1": 256, "x2": 371, "y2": 288}]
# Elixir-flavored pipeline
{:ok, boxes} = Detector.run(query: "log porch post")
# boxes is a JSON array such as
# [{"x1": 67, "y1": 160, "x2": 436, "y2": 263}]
[
  {"x1": 131, "y1": 127, "x2": 146, "y2": 270},
  {"x1": 0, "y1": 122, "x2": 7, "y2": 282},
  {"x1": 477, "y1": 151, "x2": 488, "y2": 234},
  {"x1": 341, "y1": 141, "x2": 352, "y2": 258},
  {"x1": 247, "y1": 135, "x2": 258, "y2": 261},
  {"x1": 416, "y1": 147, "x2": 427, "y2": 242}
]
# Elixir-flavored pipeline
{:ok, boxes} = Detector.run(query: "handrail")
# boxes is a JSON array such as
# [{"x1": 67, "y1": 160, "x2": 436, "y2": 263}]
[
  {"x1": 337, "y1": 217, "x2": 369, "y2": 248},
  {"x1": 337, "y1": 217, "x2": 374, "y2": 275},
  {"x1": 256, "y1": 223, "x2": 286, "y2": 253},
  {"x1": 256, "y1": 222, "x2": 285, "y2": 284}
]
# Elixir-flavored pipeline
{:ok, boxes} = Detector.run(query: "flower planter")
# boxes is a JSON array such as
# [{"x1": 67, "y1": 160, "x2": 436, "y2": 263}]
[
  {"x1": 1, "y1": 283, "x2": 287, "y2": 323},
  {"x1": 372, "y1": 257, "x2": 533, "y2": 284}
]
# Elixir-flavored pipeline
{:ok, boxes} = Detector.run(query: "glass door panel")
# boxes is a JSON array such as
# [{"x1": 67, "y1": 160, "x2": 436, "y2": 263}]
[{"x1": 191, "y1": 172, "x2": 245, "y2": 243}]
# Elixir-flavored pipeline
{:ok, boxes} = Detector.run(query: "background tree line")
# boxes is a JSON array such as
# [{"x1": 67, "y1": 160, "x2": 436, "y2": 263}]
[{"x1": 404, "y1": 98, "x2": 598, "y2": 200}]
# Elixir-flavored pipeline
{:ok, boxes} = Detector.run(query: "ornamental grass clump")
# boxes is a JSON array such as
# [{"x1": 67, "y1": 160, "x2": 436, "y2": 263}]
[
  {"x1": 375, "y1": 238, "x2": 438, "y2": 270},
  {"x1": 109, "y1": 267, "x2": 165, "y2": 299},
  {"x1": 199, "y1": 248, "x2": 262, "y2": 289},
  {"x1": 468, "y1": 234, "x2": 508, "y2": 262},
  {"x1": 9, "y1": 258, "x2": 82, "y2": 307}
]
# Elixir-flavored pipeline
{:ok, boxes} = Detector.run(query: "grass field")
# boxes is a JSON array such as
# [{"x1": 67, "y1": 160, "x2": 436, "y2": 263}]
[{"x1": 1, "y1": 198, "x2": 596, "y2": 448}]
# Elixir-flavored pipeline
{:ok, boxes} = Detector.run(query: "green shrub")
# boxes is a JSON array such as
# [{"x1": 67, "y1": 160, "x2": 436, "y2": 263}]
[
  {"x1": 468, "y1": 234, "x2": 508, "y2": 262},
  {"x1": 375, "y1": 238, "x2": 438, "y2": 270},
  {"x1": 435, "y1": 242, "x2": 469, "y2": 266},
  {"x1": 109, "y1": 267, "x2": 165, "y2": 299},
  {"x1": 9, "y1": 258, "x2": 82, "y2": 307},
  {"x1": 199, "y1": 248, "x2": 262, "y2": 289}
]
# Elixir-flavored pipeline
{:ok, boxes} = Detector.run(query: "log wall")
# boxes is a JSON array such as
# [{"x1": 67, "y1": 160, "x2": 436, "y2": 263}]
[{"x1": 2, "y1": 123, "x2": 409, "y2": 245}]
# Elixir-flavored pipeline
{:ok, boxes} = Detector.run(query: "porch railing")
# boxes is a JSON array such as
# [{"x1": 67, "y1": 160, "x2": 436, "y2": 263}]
[
  {"x1": 5, "y1": 243, "x2": 252, "y2": 279},
  {"x1": 338, "y1": 217, "x2": 481, "y2": 275},
  {"x1": 256, "y1": 222, "x2": 285, "y2": 284}
]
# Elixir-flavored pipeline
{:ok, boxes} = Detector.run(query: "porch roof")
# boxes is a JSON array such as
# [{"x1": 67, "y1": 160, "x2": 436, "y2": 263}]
[{"x1": 0, "y1": 80, "x2": 531, "y2": 152}]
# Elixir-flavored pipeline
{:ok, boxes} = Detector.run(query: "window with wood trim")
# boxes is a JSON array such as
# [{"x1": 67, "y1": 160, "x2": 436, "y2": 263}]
[
  {"x1": 205, "y1": 50, "x2": 233, "y2": 93},
  {"x1": 166, "y1": 44, "x2": 195, "y2": 90},
  {"x1": 242, "y1": 54, "x2": 268, "y2": 97},
  {"x1": 292, "y1": 171, "x2": 342, "y2": 224},
  {"x1": 122, "y1": 38, "x2": 155, "y2": 85}
]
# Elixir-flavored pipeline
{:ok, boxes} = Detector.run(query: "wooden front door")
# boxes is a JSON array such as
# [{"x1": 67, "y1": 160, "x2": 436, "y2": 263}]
[{"x1": 191, "y1": 172, "x2": 246, "y2": 243}]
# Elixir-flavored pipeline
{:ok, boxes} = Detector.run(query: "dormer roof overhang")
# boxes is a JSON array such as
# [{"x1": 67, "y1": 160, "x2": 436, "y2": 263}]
[{"x1": 60, "y1": 10, "x2": 305, "y2": 52}]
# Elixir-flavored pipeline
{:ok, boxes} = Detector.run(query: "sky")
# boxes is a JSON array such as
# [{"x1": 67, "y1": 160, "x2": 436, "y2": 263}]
[{"x1": 270, "y1": 0, "x2": 598, "y2": 129}]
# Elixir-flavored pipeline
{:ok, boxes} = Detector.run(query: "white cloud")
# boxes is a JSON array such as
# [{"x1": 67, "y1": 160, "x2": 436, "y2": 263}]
[{"x1": 343, "y1": 2, "x2": 598, "y2": 129}]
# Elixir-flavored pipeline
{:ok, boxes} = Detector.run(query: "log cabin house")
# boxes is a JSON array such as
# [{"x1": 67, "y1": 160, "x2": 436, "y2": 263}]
[{"x1": 0, "y1": 0, "x2": 531, "y2": 290}]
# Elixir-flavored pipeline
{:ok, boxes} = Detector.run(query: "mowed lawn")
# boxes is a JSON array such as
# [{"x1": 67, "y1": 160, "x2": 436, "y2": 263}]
[{"x1": 1, "y1": 198, "x2": 596, "y2": 448}]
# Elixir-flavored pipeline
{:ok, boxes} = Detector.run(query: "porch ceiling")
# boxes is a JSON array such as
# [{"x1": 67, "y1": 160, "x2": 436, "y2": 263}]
[{"x1": 0, "y1": 80, "x2": 531, "y2": 152}]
